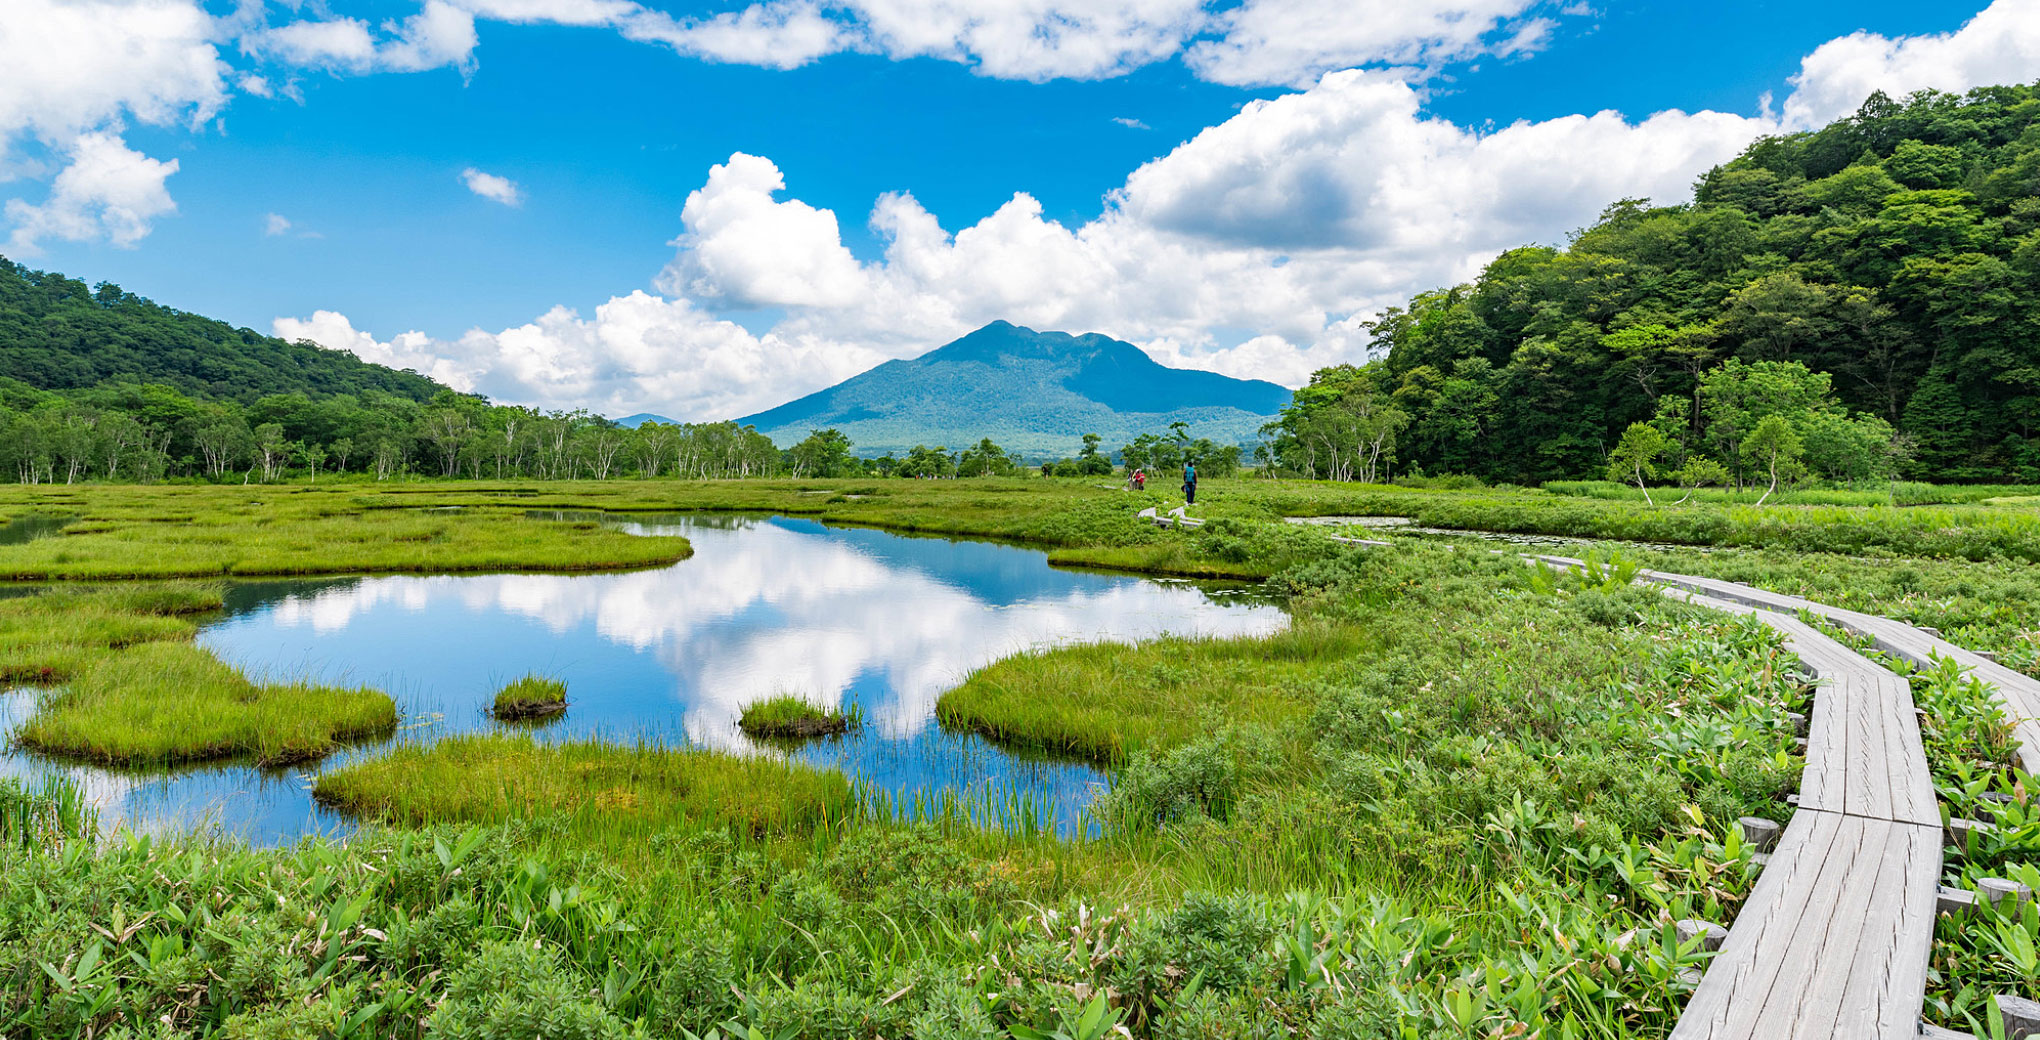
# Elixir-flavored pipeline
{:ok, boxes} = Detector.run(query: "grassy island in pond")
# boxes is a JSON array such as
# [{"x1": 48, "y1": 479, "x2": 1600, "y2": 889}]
[
  {"x1": 736, "y1": 694, "x2": 859, "y2": 739},
  {"x1": 492, "y1": 675, "x2": 568, "y2": 720},
  {"x1": 15, "y1": 641, "x2": 395, "y2": 766},
  {"x1": 314, "y1": 734, "x2": 857, "y2": 839}
]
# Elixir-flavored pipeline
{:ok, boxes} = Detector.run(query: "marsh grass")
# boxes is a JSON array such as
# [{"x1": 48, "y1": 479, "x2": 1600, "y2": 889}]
[
  {"x1": 736, "y1": 694, "x2": 859, "y2": 739},
  {"x1": 0, "y1": 485, "x2": 690, "y2": 580},
  {"x1": 14, "y1": 641, "x2": 395, "y2": 767},
  {"x1": 491, "y1": 675, "x2": 567, "y2": 720},
  {"x1": 937, "y1": 619, "x2": 1366, "y2": 761},
  {"x1": 314, "y1": 733, "x2": 858, "y2": 840},
  {"x1": 0, "y1": 581, "x2": 219, "y2": 683},
  {"x1": 0, "y1": 774, "x2": 91, "y2": 851}
]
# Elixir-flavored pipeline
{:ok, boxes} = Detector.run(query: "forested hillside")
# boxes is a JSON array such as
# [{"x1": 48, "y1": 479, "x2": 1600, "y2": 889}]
[
  {"x1": 1271, "y1": 84, "x2": 2040, "y2": 485},
  {"x1": 0, "y1": 259, "x2": 448, "y2": 403}
]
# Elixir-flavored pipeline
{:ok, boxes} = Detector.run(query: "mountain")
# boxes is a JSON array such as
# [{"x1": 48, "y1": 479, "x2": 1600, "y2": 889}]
[
  {"x1": 0, "y1": 256, "x2": 449, "y2": 404},
  {"x1": 738, "y1": 321, "x2": 1291, "y2": 455},
  {"x1": 613, "y1": 412, "x2": 678, "y2": 428}
]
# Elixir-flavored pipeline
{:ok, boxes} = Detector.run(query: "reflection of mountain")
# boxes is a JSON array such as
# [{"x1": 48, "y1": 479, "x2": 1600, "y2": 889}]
[{"x1": 205, "y1": 516, "x2": 1285, "y2": 753}]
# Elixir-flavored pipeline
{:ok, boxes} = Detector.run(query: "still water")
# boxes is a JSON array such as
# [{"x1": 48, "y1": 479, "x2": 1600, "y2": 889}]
[{"x1": 2, "y1": 514, "x2": 1287, "y2": 841}]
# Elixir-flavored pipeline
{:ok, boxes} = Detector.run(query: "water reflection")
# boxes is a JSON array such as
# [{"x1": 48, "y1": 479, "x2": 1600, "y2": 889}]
[
  {"x1": 4, "y1": 514, "x2": 1287, "y2": 841},
  {"x1": 0, "y1": 515, "x2": 73, "y2": 545}
]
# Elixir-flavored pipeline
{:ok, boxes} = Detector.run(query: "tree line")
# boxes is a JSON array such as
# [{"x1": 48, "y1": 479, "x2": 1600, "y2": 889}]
[
  {"x1": 0, "y1": 377, "x2": 1248, "y2": 485},
  {"x1": 1264, "y1": 83, "x2": 2040, "y2": 486}
]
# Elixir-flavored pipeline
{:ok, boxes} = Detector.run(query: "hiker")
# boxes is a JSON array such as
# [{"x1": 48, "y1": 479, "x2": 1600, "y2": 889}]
[
  {"x1": 1131, "y1": 468, "x2": 1146, "y2": 491},
  {"x1": 1181, "y1": 460, "x2": 1197, "y2": 507}
]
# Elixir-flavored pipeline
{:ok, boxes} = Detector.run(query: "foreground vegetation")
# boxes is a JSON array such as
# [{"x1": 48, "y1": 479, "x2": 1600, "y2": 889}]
[{"x1": 3, "y1": 476, "x2": 2037, "y2": 1036}]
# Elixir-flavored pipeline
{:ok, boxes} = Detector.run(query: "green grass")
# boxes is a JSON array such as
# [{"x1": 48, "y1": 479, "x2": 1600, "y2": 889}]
[
  {"x1": 314, "y1": 733, "x2": 859, "y2": 840},
  {"x1": 735, "y1": 694, "x2": 858, "y2": 739},
  {"x1": 0, "y1": 485, "x2": 691, "y2": 580},
  {"x1": 4, "y1": 475, "x2": 2027, "y2": 1037},
  {"x1": 938, "y1": 620, "x2": 1367, "y2": 761},
  {"x1": 491, "y1": 675, "x2": 568, "y2": 720},
  {"x1": 14, "y1": 641, "x2": 396, "y2": 766}
]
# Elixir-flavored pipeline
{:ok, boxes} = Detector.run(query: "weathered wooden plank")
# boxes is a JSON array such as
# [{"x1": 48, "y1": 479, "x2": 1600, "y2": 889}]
[
  {"x1": 1642, "y1": 567, "x2": 2040, "y2": 773},
  {"x1": 1669, "y1": 811, "x2": 1940, "y2": 1039}
]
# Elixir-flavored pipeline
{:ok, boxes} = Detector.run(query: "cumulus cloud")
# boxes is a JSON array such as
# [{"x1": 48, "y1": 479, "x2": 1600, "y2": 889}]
[
  {"x1": 0, "y1": 0, "x2": 228, "y2": 155},
  {"x1": 246, "y1": 0, "x2": 1591, "y2": 85},
  {"x1": 263, "y1": 212, "x2": 291, "y2": 236},
  {"x1": 251, "y1": 0, "x2": 479, "y2": 75},
  {"x1": 1781, "y1": 0, "x2": 2040, "y2": 129},
  {"x1": 5, "y1": 133, "x2": 180, "y2": 254},
  {"x1": 460, "y1": 167, "x2": 524, "y2": 206},
  {"x1": 1186, "y1": 0, "x2": 1555, "y2": 87},
  {"x1": 277, "y1": 294, "x2": 892, "y2": 420},
  {"x1": 657, "y1": 153, "x2": 869, "y2": 308},
  {"x1": 620, "y1": 1, "x2": 846, "y2": 69}
]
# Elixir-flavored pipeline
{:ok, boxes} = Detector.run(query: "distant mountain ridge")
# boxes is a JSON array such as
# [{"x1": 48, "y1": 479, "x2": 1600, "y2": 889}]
[
  {"x1": 737, "y1": 321, "x2": 1290, "y2": 456},
  {"x1": 613, "y1": 412, "x2": 677, "y2": 428}
]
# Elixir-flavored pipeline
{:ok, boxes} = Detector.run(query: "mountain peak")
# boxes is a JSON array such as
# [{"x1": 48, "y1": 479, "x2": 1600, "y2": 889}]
[{"x1": 736, "y1": 324, "x2": 1289, "y2": 455}]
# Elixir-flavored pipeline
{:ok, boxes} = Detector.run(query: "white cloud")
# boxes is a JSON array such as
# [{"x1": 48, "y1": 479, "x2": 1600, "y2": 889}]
[
  {"x1": 460, "y1": 167, "x2": 524, "y2": 206},
  {"x1": 5, "y1": 133, "x2": 180, "y2": 254},
  {"x1": 263, "y1": 212, "x2": 291, "y2": 236},
  {"x1": 0, "y1": 0, "x2": 227, "y2": 161},
  {"x1": 657, "y1": 153, "x2": 868, "y2": 308},
  {"x1": 620, "y1": 1, "x2": 846, "y2": 69},
  {"x1": 252, "y1": 1, "x2": 479, "y2": 75},
  {"x1": 1781, "y1": 0, "x2": 2040, "y2": 129},
  {"x1": 243, "y1": 0, "x2": 1591, "y2": 85},
  {"x1": 836, "y1": 0, "x2": 1208, "y2": 81},
  {"x1": 1112, "y1": 116, "x2": 1152, "y2": 129},
  {"x1": 1186, "y1": 0, "x2": 1555, "y2": 87},
  {"x1": 276, "y1": 294, "x2": 892, "y2": 419}
]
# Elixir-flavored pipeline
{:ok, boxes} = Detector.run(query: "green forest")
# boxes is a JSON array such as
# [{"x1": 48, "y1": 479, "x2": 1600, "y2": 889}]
[{"x1": 1267, "y1": 84, "x2": 2040, "y2": 486}]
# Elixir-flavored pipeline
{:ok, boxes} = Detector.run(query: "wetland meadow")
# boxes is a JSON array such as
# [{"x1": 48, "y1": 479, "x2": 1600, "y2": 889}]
[{"x1": 1, "y1": 477, "x2": 2038, "y2": 1038}]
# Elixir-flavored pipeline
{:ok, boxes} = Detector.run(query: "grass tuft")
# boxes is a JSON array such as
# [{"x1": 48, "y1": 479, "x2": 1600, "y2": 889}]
[
  {"x1": 736, "y1": 694, "x2": 859, "y2": 739},
  {"x1": 491, "y1": 674, "x2": 567, "y2": 720}
]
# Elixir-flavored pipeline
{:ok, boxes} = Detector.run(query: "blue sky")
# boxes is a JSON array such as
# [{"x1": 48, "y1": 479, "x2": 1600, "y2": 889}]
[{"x1": 3, "y1": 0, "x2": 2030, "y2": 418}]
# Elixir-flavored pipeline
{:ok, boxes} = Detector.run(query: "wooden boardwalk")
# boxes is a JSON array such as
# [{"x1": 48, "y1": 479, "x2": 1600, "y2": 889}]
[
  {"x1": 1640, "y1": 568, "x2": 2040, "y2": 775},
  {"x1": 1534, "y1": 556, "x2": 1956, "y2": 1037}
]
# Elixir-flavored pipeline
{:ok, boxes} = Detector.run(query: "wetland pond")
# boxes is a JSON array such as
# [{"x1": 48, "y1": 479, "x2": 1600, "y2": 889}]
[{"x1": 2, "y1": 513, "x2": 1287, "y2": 841}]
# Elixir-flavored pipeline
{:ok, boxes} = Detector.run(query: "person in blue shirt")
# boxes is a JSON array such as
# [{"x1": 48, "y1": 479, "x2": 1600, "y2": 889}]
[{"x1": 1182, "y1": 460, "x2": 1197, "y2": 506}]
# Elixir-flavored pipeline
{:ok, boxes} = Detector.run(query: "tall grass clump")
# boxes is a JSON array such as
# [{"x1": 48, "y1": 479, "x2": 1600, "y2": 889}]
[
  {"x1": 492, "y1": 674, "x2": 567, "y2": 720},
  {"x1": 0, "y1": 775, "x2": 92, "y2": 851},
  {"x1": 736, "y1": 694, "x2": 858, "y2": 739},
  {"x1": 14, "y1": 642, "x2": 395, "y2": 766},
  {"x1": 315, "y1": 734, "x2": 858, "y2": 840}
]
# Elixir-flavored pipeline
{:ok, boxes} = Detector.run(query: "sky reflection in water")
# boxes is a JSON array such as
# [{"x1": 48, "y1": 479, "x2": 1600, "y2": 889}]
[{"x1": 2, "y1": 514, "x2": 1287, "y2": 841}]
